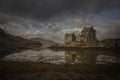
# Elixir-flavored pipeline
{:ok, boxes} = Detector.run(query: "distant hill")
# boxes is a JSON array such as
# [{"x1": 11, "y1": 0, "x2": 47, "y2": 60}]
[
  {"x1": 30, "y1": 38, "x2": 59, "y2": 46},
  {"x1": 0, "y1": 28, "x2": 42, "y2": 57},
  {"x1": 101, "y1": 38, "x2": 120, "y2": 47},
  {"x1": 101, "y1": 39, "x2": 120, "y2": 42}
]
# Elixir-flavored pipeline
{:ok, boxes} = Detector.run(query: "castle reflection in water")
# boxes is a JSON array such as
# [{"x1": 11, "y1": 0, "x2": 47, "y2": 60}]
[
  {"x1": 65, "y1": 50, "x2": 119, "y2": 64},
  {"x1": 65, "y1": 51, "x2": 97, "y2": 64}
]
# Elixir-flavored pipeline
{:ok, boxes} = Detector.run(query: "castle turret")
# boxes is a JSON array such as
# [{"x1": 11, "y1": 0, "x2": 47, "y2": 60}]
[
  {"x1": 80, "y1": 26, "x2": 97, "y2": 43},
  {"x1": 65, "y1": 26, "x2": 98, "y2": 46},
  {"x1": 65, "y1": 32, "x2": 76, "y2": 45}
]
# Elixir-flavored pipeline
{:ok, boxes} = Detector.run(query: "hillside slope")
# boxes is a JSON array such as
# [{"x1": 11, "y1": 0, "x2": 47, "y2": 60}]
[
  {"x1": 0, "y1": 28, "x2": 42, "y2": 57},
  {"x1": 30, "y1": 38, "x2": 59, "y2": 46}
]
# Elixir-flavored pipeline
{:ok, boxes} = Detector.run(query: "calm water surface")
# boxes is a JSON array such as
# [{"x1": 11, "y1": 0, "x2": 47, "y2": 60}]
[{"x1": 3, "y1": 48, "x2": 120, "y2": 64}]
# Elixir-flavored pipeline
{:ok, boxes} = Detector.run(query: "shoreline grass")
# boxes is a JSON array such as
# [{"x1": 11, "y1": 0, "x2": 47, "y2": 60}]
[{"x1": 0, "y1": 60, "x2": 120, "y2": 80}]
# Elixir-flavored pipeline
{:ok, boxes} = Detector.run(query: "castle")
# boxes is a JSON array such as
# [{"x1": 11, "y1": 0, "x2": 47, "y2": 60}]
[
  {"x1": 65, "y1": 26, "x2": 99, "y2": 47},
  {"x1": 65, "y1": 26, "x2": 120, "y2": 47}
]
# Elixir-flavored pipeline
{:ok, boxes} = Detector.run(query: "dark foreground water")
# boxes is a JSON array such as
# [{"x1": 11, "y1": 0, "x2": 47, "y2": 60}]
[{"x1": 3, "y1": 48, "x2": 120, "y2": 65}]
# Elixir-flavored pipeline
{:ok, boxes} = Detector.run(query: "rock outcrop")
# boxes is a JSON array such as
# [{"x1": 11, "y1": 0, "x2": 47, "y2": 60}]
[{"x1": 0, "y1": 27, "x2": 6, "y2": 36}]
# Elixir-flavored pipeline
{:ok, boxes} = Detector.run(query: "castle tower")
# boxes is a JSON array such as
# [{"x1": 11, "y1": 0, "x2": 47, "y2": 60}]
[
  {"x1": 80, "y1": 26, "x2": 98, "y2": 43},
  {"x1": 76, "y1": 34, "x2": 81, "y2": 42},
  {"x1": 65, "y1": 32, "x2": 76, "y2": 45},
  {"x1": 88, "y1": 26, "x2": 98, "y2": 42}
]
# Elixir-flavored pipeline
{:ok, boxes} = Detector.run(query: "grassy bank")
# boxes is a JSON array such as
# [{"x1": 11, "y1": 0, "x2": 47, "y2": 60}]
[
  {"x1": 0, "y1": 60, "x2": 120, "y2": 80},
  {"x1": 48, "y1": 46, "x2": 120, "y2": 53}
]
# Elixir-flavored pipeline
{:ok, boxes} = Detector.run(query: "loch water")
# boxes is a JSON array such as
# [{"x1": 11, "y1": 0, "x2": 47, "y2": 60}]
[{"x1": 3, "y1": 47, "x2": 120, "y2": 65}]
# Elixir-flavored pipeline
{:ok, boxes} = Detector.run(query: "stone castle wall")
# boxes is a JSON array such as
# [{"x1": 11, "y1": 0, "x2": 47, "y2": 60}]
[
  {"x1": 65, "y1": 26, "x2": 120, "y2": 47},
  {"x1": 65, "y1": 26, "x2": 100, "y2": 47}
]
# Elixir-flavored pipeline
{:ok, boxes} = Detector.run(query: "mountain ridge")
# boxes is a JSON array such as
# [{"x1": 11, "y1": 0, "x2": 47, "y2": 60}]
[{"x1": 30, "y1": 38, "x2": 59, "y2": 46}]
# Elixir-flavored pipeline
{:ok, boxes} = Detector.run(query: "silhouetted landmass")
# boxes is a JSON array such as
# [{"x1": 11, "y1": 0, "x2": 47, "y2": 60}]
[
  {"x1": 101, "y1": 39, "x2": 120, "y2": 47},
  {"x1": 0, "y1": 28, "x2": 42, "y2": 57}
]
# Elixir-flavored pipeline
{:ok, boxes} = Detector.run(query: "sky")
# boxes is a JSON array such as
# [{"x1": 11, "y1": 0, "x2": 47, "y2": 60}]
[{"x1": 0, "y1": 0, "x2": 120, "y2": 43}]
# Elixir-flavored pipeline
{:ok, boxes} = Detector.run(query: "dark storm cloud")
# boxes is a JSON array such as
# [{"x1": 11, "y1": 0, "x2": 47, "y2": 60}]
[
  {"x1": 0, "y1": 0, "x2": 120, "y2": 42},
  {"x1": 0, "y1": 0, "x2": 120, "y2": 19}
]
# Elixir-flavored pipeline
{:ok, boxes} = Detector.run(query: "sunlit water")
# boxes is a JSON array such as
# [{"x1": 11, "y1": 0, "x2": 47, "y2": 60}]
[{"x1": 3, "y1": 48, "x2": 120, "y2": 64}]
